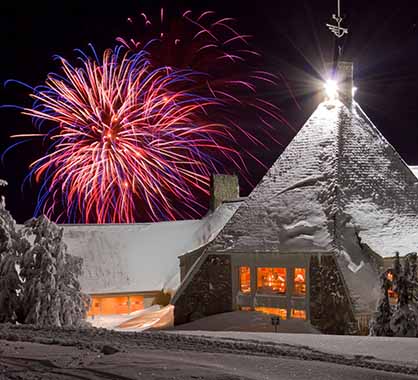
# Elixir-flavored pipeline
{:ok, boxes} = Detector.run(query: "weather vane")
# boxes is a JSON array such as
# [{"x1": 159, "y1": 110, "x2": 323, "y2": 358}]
[{"x1": 326, "y1": 0, "x2": 348, "y2": 39}]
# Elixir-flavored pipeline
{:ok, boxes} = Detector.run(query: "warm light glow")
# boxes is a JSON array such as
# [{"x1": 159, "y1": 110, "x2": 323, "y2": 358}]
[
  {"x1": 387, "y1": 272, "x2": 394, "y2": 282},
  {"x1": 294, "y1": 268, "x2": 306, "y2": 296},
  {"x1": 239, "y1": 266, "x2": 251, "y2": 294},
  {"x1": 324, "y1": 79, "x2": 338, "y2": 99},
  {"x1": 87, "y1": 295, "x2": 144, "y2": 316},
  {"x1": 386, "y1": 271, "x2": 397, "y2": 302},
  {"x1": 255, "y1": 307, "x2": 287, "y2": 320},
  {"x1": 291, "y1": 309, "x2": 306, "y2": 320},
  {"x1": 257, "y1": 267, "x2": 286, "y2": 294}
]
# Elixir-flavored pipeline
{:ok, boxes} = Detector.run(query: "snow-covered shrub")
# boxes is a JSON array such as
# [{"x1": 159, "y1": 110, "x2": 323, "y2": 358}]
[{"x1": 20, "y1": 216, "x2": 90, "y2": 327}]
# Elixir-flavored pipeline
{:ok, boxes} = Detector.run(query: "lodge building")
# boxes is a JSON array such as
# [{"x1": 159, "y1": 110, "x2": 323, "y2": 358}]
[
  {"x1": 65, "y1": 62, "x2": 418, "y2": 334},
  {"x1": 171, "y1": 62, "x2": 418, "y2": 334}
]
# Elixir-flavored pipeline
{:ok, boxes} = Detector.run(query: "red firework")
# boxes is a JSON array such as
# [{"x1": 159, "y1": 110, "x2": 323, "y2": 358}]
[
  {"x1": 13, "y1": 47, "x2": 242, "y2": 223},
  {"x1": 8, "y1": 9, "x2": 292, "y2": 223}
]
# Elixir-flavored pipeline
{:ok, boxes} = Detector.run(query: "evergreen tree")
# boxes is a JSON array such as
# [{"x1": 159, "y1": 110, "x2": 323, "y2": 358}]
[
  {"x1": 390, "y1": 253, "x2": 418, "y2": 337},
  {"x1": 370, "y1": 270, "x2": 393, "y2": 336},
  {"x1": 0, "y1": 180, "x2": 24, "y2": 323},
  {"x1": 408, "y1": 253, "x2": 417, "y2": 304},
  {"x1": 20, "y1": 216, "x2": 90, "y2": 327},
  {"x1": 371, "y1": 252, "x2": 418, "y2": 337}
]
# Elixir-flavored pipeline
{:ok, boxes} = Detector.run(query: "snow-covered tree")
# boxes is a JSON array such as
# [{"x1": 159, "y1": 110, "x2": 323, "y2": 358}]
[
  {"x1": 20, "y1": 216, "x2": 90, "y2": 327},
  {"x1": 390, "y1": 252, "x2": 418, "y2": 337},
  {"x1": 372, "y1": 252, "x2": 418, "y2": 337},
  {"x1": 369, "y1": 270, "x2": 393, "y2": 336},
  {"x1": 0, "y1": 179, "x2": 24, "y2": 323}
]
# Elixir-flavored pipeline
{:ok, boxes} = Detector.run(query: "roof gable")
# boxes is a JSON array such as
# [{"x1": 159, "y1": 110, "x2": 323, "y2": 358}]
[{"x1": 205, "y1": 100, "x2": 418, "y2": 258}]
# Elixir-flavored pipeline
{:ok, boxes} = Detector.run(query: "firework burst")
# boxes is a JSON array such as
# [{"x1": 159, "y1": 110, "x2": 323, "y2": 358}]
[
  {"x1": 11, "y1": 46, "x2": 243, "y2": 223},
  {"x1": 6, "y1": 10, "x2": 293, "y2": 223},
  {"x1": 118, "y1": 9, "x2": 294, "y2": 137}
]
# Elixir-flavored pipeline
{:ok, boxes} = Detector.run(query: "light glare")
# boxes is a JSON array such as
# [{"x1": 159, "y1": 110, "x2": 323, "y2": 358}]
[{"x1": 324, "y1": 79, "x2": 338, "y2": 99}]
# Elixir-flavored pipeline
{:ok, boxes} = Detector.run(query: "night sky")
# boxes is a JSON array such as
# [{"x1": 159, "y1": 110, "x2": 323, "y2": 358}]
[{"x1": 1, "y1": 0, "x2": 418, "y2": 223}]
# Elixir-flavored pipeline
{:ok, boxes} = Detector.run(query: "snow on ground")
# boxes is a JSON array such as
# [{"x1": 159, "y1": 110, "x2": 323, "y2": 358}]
[
  {"x1": 174, "y1": 330, "x2": 418, "y2": 368},
  {"x1": 173, "y1": 311, "x2": 320, "y2": 334},
  {"x1": 171, "y1": 311, "x2": 418, "y2": 366},
  {"x1": 1, "y1": 339, "x2": 416, "y2": 380},
  {"x1": 61, "y1": 201, "x2": 241, "y2": 294},
  {"x1": 0, "y1": 324, "x2": 418, "y2": 379},
  {"x1": 87, "y1": 305, "x2": 174, "y2": 331}
]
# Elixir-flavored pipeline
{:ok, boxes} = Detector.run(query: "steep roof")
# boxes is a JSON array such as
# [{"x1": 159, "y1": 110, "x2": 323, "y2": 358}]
[
  {"x1": 63, "y1": 201, "x2": 241, "y2": 294},
  {"x1": 205, "y1": 99, "x2": 418, "y2": 259},
  {"x1": 182, "y1": 97, "x2": 418, "y2": 314}
]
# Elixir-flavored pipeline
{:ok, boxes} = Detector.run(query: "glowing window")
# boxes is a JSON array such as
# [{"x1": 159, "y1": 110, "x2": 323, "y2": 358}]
[
  {"x1": 129, "y1": 295, "x2": 144, "y2": 313},
  {"x1": 291, "y1": 309, "x2": 306, "y2": 320},
  {"x1": 257, "y1": 267, "x2": 286, "y2": 294},
  {"x1": 386, "y1": 271, "x2": 397, "y2": 303},
  {"x1": 255, "y1": 307, "x2": 287, "y2": 320},
  {"x1": 100, "y1": 296, "x2": 129, "y2": 315},
  {"x1": 87, "y1": 295, "x2": 144, "y2": 316},
  {"x1": 239, "y1": 266, "x2": 251, "y2": 294},
  {"x1": 294, "y1": 268, "x2": 306, "y2": 296}
]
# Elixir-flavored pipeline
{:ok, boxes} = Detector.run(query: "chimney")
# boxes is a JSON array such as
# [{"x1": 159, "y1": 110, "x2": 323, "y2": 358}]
[
  {"x1": 336, "y1": 61, "x2": 354, "y2": 104},
  {"x1": 209, "y1": 174, "x2": 239, "y2": 211}
]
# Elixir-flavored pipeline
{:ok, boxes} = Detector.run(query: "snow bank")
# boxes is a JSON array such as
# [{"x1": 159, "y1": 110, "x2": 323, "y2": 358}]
[{"x1": 87, "y1": 305, "x2": 174, "y2": 331}]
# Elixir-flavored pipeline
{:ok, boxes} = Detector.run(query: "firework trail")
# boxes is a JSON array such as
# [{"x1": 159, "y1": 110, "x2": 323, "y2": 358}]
[
  {"x1": 6, "y1": 10, "x2": 293, "y2": 223},
  {"x1": 118, "y1": 9, "x2": 294, "y2": 146},
  {"x1": 8, "y1": 46, "x2": 243, "y2": 223}
]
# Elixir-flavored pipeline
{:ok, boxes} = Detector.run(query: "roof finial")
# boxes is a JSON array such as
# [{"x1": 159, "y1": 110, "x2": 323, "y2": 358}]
[
  {"x1": 327, "y1": 0, "x2": 349, "y2": 79},
  {"x1": 326, "y1": 0, "x2": 348, "y2": 39}
]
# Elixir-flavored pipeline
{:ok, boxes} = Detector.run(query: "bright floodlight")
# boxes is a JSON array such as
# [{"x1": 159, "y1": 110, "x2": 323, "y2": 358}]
[
  {"x1": 324, "y1": 79, "x2": 338, "y2": 99},
  {"x1": 352, "y1": 86, "x2": 358, "y2": 97}
]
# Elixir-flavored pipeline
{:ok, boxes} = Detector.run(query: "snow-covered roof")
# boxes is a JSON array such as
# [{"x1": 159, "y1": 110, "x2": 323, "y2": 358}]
[
  {"x1": 205, "y1": 100, "x2": 418, "y2": 259},
  {"x1": 63, "y1": 201, "x2": 241, "y2": 294},
  {"x1": 177, "y1": 98, "x2": 417, "y2": 314},
  {"x1": 409, "y1": 166, "x2": 418, "y2": 179}
]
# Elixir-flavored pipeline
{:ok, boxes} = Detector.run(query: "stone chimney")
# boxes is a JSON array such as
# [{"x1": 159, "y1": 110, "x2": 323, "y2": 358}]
[
  {"x1": 209, "y1": 174, "x2": 239, "y2": 211},
  {"x1": 336, "y1": 61, "x2": 354, "y2": 104}
]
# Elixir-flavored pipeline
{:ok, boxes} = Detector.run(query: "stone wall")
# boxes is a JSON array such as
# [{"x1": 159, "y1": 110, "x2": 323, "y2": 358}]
[
  {"x1": 179, "y1": 246, "x2": 206, "y2": 281},
  {"x1": 309, "y1": 255, "x2": 357, "y2": 334},
  {"x1": 174, "y1": 254, "x2": 232, "y2": 325}
]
